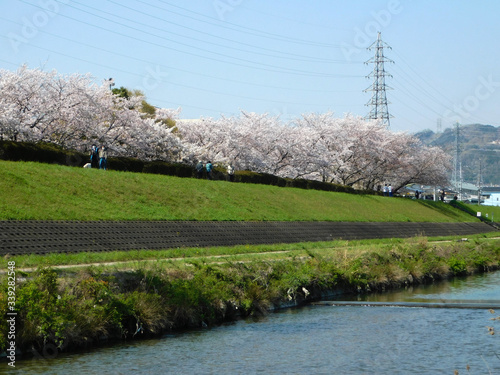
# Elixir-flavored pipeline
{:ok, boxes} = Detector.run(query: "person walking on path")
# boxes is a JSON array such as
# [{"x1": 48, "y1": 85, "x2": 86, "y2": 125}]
[
  {"x1": 196, "y1": 161, "x2": 204, "y2": 179},
  {"x1": 388, "y1": 184, "x2": 393, "y2": 197},
  {"x1": 99, "y1": 145, "x2": 108, "y2": 170},
  {"x1": 227, "y1": 164, "x2": 235, "y2": 182},
  {"x1": 206, "y1": 161, "x2": 213, "y2": 180},
  {"x1": 383, "y1": 184, "x2": 388, "y2": 196},
  {"x1": 90, "y1": 144, "x2": 99, "y2": 169}
]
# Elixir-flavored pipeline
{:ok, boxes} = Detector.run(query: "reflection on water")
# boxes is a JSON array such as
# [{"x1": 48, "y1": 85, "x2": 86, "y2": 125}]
[
  {"x1": 337, "y1": 270, "x2": 500, "y2": 303},
  {"x1": 3, "y1": 272, "x2": 500, "y2": 375}
]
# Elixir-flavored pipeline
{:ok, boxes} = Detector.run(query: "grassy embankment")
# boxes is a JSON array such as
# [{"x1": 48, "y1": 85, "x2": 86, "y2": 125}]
[
  {"x1": 0, "y1": 160, "x2": 481, "y2": 222},
  {"x1": 458, "y1": 201, "x2": 500, "y2": 223},
  {"x1": 0, "y1": 160, "x2": 499, "y2": 355}
]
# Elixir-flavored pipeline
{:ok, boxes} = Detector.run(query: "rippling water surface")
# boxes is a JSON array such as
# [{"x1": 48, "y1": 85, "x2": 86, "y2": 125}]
[{"x1": 5, "y1": 272, "x2": 500, "y2": 374}]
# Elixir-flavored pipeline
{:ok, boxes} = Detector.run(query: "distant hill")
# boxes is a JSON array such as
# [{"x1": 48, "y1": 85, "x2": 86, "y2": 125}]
[{"x1": 414, "y1": 124, "x2": 500, "y2": 185}]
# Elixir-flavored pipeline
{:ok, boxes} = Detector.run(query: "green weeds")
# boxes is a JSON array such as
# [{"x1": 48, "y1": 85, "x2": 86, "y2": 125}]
[{"x1": 1, "y1": 236, "x2": 499, "y2": 354}]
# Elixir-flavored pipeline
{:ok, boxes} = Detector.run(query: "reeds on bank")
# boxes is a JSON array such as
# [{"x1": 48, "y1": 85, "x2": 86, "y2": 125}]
[{"x1": 1, "y1": 235, "x2": 499, "y2": 356}]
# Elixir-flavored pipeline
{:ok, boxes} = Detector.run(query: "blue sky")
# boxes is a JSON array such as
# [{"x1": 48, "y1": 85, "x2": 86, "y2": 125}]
[{"x1": 1, "y1": 0, "x2": 499, "y2": 133}]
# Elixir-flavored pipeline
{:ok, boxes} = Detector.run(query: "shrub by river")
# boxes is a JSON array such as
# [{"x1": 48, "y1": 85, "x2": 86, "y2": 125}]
[{"x1": 1, "y1": 236, "x2": 499, "y2": 360}]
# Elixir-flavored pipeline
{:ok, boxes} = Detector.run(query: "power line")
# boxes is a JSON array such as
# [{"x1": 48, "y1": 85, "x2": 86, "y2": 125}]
[
  {"x1": 392, "y1": 76, "x2": 445, "y2": 118},
  {"x1": 390, "y1": 96, "x2": 439, "y2": 126},
  {"x1": 0, "y1": 16, "x2": 359, "y2": 95},
  {"x1": 392, "y1": 50, "x2": 455, "y2": 108},
  {"x1": 104, "y1": 0, "x2": 354, "y2": 64},
  {"x1": 392, "y1": 66, "x2": 496, "y2": 127},
  {"x1": 237, "y1": 3, "x2": 351, "y2": 33},
  {"x1": 19, "y1": 0, "x2": 351, "y2": 78},
  {"x1": 0, "y1": 34, "x2": 352, "y2": 114},
  {"x1": 155, "y1": 0, "x2": 346, "y2": 48},
  {"x1": 391, "y1": 50, "x2": 496, "y2": 127}
]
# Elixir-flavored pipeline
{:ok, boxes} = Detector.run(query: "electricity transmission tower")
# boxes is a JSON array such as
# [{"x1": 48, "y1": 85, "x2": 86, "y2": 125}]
[
  {"x1": 452, "y1": 122, "x2": 463, "y2": 199},
  {"x1": 437, "y1": 118, "x2": 442, "y2": 133},
  {"x1": 364, "y1": 32, "x2": 394, "y2": 127}
]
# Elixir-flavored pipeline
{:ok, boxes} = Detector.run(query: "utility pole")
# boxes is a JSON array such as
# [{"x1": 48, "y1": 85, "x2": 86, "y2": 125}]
[
  {"x1": 477, "y1": 158, "x2": 483, "y2": 206},
  {"x1": 364, "y1": 32, "x2": 394, "y2": 128},
  {"x1": 459, "y1": 162, "x2": 463, "y2": 201}
]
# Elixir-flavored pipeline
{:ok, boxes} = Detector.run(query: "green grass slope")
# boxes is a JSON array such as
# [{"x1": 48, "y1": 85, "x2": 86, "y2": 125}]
[
  {"x1": 0, "y1": 160, "x2": 477, "y2": 222},
  {"x1": 464, "y1": 203, "x2": 500, "y2": 222}
]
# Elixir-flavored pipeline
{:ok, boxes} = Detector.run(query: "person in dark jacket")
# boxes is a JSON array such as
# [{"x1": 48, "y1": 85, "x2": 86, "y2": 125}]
[
  {"x1": 196, "y1": 161, "x2": 204, "y2": 179},
  {"x1": 90, "y1": 144, "x2": 99, "y2": 168}
]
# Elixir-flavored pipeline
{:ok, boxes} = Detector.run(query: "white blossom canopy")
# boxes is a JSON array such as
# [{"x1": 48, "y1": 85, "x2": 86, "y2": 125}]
[{"x1": 0, "y1": 67, "x2": 450, "y2": 190}]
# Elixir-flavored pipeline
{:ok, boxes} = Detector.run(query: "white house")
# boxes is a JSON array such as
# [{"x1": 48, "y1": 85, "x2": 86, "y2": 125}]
[{"x1": 482, "y1": 187, "x2": 500, "y2": 207}]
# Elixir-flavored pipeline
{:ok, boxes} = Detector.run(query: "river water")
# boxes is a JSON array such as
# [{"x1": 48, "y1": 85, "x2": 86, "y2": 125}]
[{"x1": 4, "y1": 272, "x2": 500, "y2": 374}]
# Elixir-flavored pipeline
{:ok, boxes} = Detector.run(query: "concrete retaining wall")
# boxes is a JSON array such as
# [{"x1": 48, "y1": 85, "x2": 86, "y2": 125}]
[{"x1": 0, "y1": 221, "x2": 496, "y2": 256}]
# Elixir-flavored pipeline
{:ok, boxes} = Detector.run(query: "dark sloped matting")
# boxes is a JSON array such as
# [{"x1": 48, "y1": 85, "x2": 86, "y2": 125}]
[{"x1": 0, "y1": 221, "x2": 496, "y2": 255}]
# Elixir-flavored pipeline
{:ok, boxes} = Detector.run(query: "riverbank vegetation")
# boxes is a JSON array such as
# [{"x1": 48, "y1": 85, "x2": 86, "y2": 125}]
[
  {"x1": 1, "y1": 234, "x2": 499, "y2": 355},
  {"x1": 0, "y1": 160, "x2": 476, "y2": 222}
]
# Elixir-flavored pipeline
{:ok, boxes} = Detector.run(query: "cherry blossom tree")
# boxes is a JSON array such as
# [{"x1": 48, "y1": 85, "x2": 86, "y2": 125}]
[
  {"x1": 177, "y1": 112, "x2": 302, "y2": 174},
  {"x1": 0, "y1": 66, "x2": 182, "y2": 161},
  {"x1": 389, "y1": 144, "x2": 451, "y2": 191},
  {"x1": 177, "y1": 110, "x2": 450, "y2": 189},
  {"x1": 0, "y1": 66, "x2": 450, "y2": 189}
]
